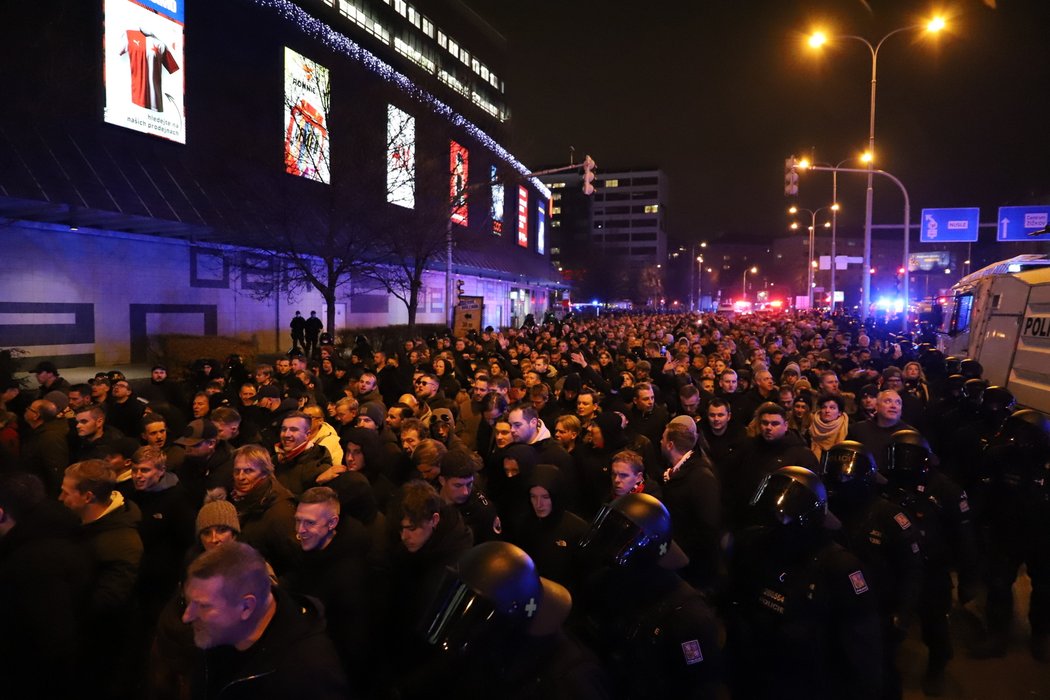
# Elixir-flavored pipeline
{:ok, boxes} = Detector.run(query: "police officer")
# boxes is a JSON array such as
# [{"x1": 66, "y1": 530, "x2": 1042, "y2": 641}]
[
  {"x1": 576, "y1": 493, "x2": 722, "y2": 699},
  {"x1": 410, "y1": 541, "x2": 610, "y2": 699},
  {"x1": 972, "y1": 409, "x2": 1050, "y2": 662},
  {"x1": 822, "y1": 441, "x2": 924, "y2": 700},
  {"x1": 727, "y1": 466, "x2": 883, "y2": 700},
  {"x1": 881, "y1": 430, "x2": 980, "y2": 696}
]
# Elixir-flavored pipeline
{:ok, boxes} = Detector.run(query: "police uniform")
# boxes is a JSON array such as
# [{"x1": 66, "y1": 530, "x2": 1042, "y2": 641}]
[
  {"x1": 456, "y1": 488, "x2": 503, "y2": 544},
  {"x1": 728, "y1": 527, "x2": 883, "y2": 700}
]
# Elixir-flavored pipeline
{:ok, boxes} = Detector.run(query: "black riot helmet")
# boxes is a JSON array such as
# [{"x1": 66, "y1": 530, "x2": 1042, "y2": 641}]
[
  {"x1": 995, "y1": 409, "x2": 1050, "y2": 452},
  {"x1": 884, "y1": 430, "x2": 932, "y2": 487},
  {"x1": 749, "y1": 466, "x2": 829, "y2": 529},
  {"x1": 578, "y1": 492, "x2": 672, "y2": 567},
  {"x1": 423, "y1": 542, "x2": 547, "y2": 653},
  {"x1": 980, "y1": 386, "x2": 1016, "y2": 423},
  {"x1": 943, "y1": 374, "x2": 966, "y2": 399},
  {"x1": 960, "y1": 358, "x2": 984, "y2": 379},
  {"x1": 945, "y1": 356, "x2": 963, "y2": 376},
  {"x1": 821, "y1": 441, "x2": 878, "y2": 485},
  {"x1": 963, "y1": 378, "x2": 989, "y2": 408}
]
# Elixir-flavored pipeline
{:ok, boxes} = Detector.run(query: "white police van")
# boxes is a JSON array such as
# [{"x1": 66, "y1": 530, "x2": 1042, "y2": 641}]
[{"x1": 938, "y1": 255, "x2": 1050, "y2": 413}]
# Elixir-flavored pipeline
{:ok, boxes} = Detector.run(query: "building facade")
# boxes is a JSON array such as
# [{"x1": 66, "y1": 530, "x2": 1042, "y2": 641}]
[{"x1": 0, "y1": 0, "x2": 560, "y2": 367}]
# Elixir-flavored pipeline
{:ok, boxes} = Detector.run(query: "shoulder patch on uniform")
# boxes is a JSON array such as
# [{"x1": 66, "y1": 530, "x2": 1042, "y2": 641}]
[
  {"x1": 911, "y1": 542, "x2": 920, "y2": 554},
  {"x1": 681, "y1": 639, "x2": 704, "y2": 665},
  {"x1": 893, "y1": 512, "x2": 911, "y2": 530},
  {"x1": 492, "y1": 516, "x2": 502, "y2": 535},
  {"x1": 849, "y1": 570, "x2": 869, "y2": 595},
  {"x1": 959, "y1": 498, "x2": 970, "y2": 513}
]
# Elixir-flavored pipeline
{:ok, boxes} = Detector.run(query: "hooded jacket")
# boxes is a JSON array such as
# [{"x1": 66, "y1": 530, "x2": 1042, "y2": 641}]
[
  {"x1": 129, "y1": 471, "x2": 196, "y2": 615},
  {"x1": 232, "y1": 478, "x2": 299, "y2": 575},
  {"x1": 76, "y1": 490, "x2": 144, "y2": 619},
  {"x1": 514, "y1": 463, "x2": 589, "y2": 594}
]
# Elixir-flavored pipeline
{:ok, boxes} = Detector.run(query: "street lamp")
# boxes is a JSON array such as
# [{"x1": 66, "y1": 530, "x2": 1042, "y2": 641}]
[
  {"x1": 696, "y1": 255, "x2": 707, "y2": 311},
  {"x1": 808, "y1": 17, "x2": 947, "y2": 316},
  {"x1": 788, "y1": 205, "x2": 833, "y2": 309},
  {"x1": 742, "y1": 266, "x2": 757, "y2": 302}
]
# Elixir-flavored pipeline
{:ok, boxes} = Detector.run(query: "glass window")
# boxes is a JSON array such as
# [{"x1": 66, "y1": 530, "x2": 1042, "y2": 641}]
[
  {"x1": 437, "y1": 31, "x2": 447, "y2": 48},
  {"x1": 952, "y1": 293, "x2": 974, "y2": 334},
  {"x1": 448, "y1": 38, "x2": 459, "y2": 56},
  {"x1": 422, "y1": 18, "x2": 433, "y2": 37},
  {"x1": 644, "y1": 204, "x2": 659, "y2": 213},
  {"x1": 604, "y1": 179, "x2": 619, "y2": 188}
]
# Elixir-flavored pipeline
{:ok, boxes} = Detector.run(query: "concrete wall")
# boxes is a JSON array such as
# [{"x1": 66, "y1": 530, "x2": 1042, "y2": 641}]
[{"x1": 0, "y1": 221, "x2": 546, "y2": 366}]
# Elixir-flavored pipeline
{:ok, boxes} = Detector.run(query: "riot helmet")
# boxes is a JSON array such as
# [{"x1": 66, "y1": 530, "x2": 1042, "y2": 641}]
[
  {"x1": 980, "y1": 386, "x2": 1016, "y2": 424},
  {"x1": 995, "y1": 408, "x2": 1050, "y2": 452},
  {"x1": 423, "y1": 542, "x2": 550, "y2": 653},
  {"x1": 943, "y1": 374, "x2": 966, "y2": 399},
  {"x1": 749, "y1": 466, "x2": 829, "y2": 529},
  {"x1": 578, "y1": 492, "x2": 672, "y2": 567},
  {"x1": 884, "y1": 430, "x2": 932, "y2": 487},
  {"x1": 963, "y1": 378, "x2": 989, "y2": 409},
  {"x1": 821, "y1": 441, "x2": 877, "y2": 484},
  {"x1": 960, "y1": 358, "x2": 984, "y2": 379},
  {"x1": 945, "y1": 356, "x2": 963, "y2": 376}
]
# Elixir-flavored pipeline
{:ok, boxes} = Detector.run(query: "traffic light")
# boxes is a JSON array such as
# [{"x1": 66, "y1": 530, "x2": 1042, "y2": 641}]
[
  {"x1": 582, "y1": 155, "x2": 596, "y2": 196},
  {"x1": 784, "y1": 156, "x2": 799, "y2": 196},
  {"x1": 456, "y1": 279, "x2": 465, "y2": 299},
  {"x1": 896, "y1": 267, "x2": 905, "y2": 293}
]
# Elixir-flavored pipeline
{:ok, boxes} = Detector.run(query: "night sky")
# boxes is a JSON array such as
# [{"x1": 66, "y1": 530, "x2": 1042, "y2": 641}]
[{"x1": 472, "y1": 0, "x2": 1050, "y2": 247}]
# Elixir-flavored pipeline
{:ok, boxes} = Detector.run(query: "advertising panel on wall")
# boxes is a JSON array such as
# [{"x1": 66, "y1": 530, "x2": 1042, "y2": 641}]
[
  {"x1": 490, "y1": 165, "x2": 504, "y2": 235},
  {"x1": 517, "y1": 186, "x2": 528, "y2": 248},
  {"x1": 103, "y1": 0, "x2": 186, "y2": 143},
  {"x1": 450, "y1": 141, "x2": 468, "y2": 226},
  {"x1": 283, "y1": 47, "x2": 331, "y2": 183},
  {"x1": 387, "y1": 105, "x2": 415, "y2": 208},
  {"x1": 536, "y1": 206, "x2": 545, "y2": 254}
]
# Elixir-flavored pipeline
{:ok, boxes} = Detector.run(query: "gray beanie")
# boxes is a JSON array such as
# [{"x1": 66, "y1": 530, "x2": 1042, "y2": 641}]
[{"x1": 196, "y1": 499, "x2": 240, "y2": 536}]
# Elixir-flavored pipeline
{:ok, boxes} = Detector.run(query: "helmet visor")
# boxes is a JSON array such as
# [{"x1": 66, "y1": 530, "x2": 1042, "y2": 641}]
[
  {"x1": 749, "y1": 473, "x2": 824, "y2": 527},
  {"x1": 422, "y1": 570, "x2": 503, "y2": 653},
  {"x1": 578, "y1": 504, "x2": 650, "y2": 566},
  {"x1": 822, "y1": 449, "x2": 873, "y2": 483},
  {"x1": 885, "y1": 443, "x2": 929, "y2": 474}
]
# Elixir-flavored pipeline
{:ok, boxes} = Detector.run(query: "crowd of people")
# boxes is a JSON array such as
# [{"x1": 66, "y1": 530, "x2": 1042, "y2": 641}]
[{"x1": 1, "y1": 308, "x2": 1048, "y2": 700}]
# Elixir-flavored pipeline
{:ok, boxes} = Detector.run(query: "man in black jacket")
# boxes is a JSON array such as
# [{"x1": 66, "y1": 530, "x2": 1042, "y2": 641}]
[
  {"x1": 21, "y1": 398, "x2": 70, "y2": 496},
  {"x1": 0, "y1": 473, "x2": 92, "y2": 700},
  {"x1": 183, "y1": 541, "x2": 349, "y2": 700}
]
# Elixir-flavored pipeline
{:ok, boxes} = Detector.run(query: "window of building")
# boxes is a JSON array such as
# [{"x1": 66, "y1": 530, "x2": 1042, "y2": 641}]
[
  {"x1": 552, "y1": 193, "x2": 562, "y2": 200},
  {"x1": 633, "y1": 176, "x2": 658, "y2": 185},
  {"x1": 551, "y1": 247, "x2": 561, "y2": 255},
  {"x1": 460, "y1": 48, "x2": 471, "y2": 65},
  {"x1": 480, "y1": 65, "x2": 489, "y2": 81},
  {"x1": 437, "y1": 30, "x2": 447, "y2": 48},
  {"x1": 644, "y1": 204, "x2": 659, "y2": 213},
  {"x1": 421, "y1": 18, "x2": 433, "y2": 37},
  {"x1": 552, "y1": 207, "x2": 562, "y2": 215},
  {"x1": 604, "y1": 179, "x2": 619, "y2": 187},
  {"x1": 393, "y1": 0, "x2": 406, "y2": 15},
  {"x1": 632, "y1": 233, "x2": 657, "y2": 241},
  {"x1": 552, "y1": 220, "x2": 561, "y2": 227},
  {"x1": 448, "y1": 38, "x2": 459, "y2": 56}
]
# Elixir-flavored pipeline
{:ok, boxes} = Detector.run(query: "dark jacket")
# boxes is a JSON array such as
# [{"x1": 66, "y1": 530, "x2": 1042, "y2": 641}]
[
  {"x1": 128, "y1": 472, "x2": 196, "y2": 620},
  {"x1": 20, "y1": 417, "x2": 70, "y2": 496},
  {"x1": 272, "y1": 442, "x2": 332, "y2": 495},
  {"x1": 723, "y1": 432, "x2": 820, "y2": 530},
  {"x1": 76, "y1": 491, "x2": 144, "y2": 619},
  {"x1": 279, "y1": 519, "x2": 373, "y2": 675},
  {"x1": 0, "y1": 499, "x2": 92, "y2": 700},
  {"x1": 514, "y1": 463, "x2": 589, "y2": 594},
  {"x1": 192, "y1": 587, "x2": 349, "y2": 700},
  {"x1": 232, "y1": 478, "x2": 299, "y2": 575},
  {"x1": 662, "y1": 451, "x2": 723, "y2": 591}
]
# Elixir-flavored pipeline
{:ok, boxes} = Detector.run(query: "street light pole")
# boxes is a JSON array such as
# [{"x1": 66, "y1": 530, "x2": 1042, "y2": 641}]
[
  {"x1": 809, "y1": 18, "x2": 945, "y2": 319},
  {"x1": 803, "y1": 164, "x2": 911, "y2": 330},
  {"x1": 697, "y1": 255, "x2": 704, "y2": 311},
  {"x1": 742, "y1": 266, "x2": 757, "y2": 302},
  {"x1": 789, "y1": 204, "x2": 831, "y2": 310}
]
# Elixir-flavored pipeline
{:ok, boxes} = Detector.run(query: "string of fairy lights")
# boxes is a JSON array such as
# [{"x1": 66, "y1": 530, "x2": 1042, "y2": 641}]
[{"x1": 253, "y1": 0, "x2": 551, "y2": 198}]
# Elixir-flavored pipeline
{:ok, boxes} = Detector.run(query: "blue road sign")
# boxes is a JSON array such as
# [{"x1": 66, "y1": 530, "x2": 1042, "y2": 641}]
[
  {"x1": 920, "y1": 207, "x2": 980, "y2": 243},
  {"x1": 997, "y1": 205, "x2": 1050, "y2": 241}
]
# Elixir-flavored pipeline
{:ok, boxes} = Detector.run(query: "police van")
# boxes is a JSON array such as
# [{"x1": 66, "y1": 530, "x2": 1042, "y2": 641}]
[{"x1": 938, "y1": 254, "x2": 1050, "y2": 413}]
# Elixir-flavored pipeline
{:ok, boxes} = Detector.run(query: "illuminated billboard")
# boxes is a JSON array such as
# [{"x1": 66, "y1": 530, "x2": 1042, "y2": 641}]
[
  {"x1": 387, "y1": 105, "x2": 415, "y2": 208},
  {"x1": 491, "y1": 165, "x2": 504, "y2": 235},
  {"x1": 450, "y1": 141, "x2": 468, "y2": 226},
  {"x1": 537, "y1": 206, "x2": 545, "y2": 254},
  {"x1": 517, "y1": 186, "x2": 528, "y2": 248},
  {"x1": 103, "y1": 0, "x2": 186, "y2": 143},
  {"x1": 283, "y1": 48, "x2": 331, "y2": 184}
]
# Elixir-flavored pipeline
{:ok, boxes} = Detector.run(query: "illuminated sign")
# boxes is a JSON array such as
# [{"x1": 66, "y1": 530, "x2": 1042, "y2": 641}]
[
  {"x1": 491, "y1": 165, "x2": 503, "y2": 235},
  {"x1": 387, "y1": 105, "x2": 415, "y2": 208},
  {"x1": 103, "y1": 0, "x2": 186, "y2": 143},
  {"x1": 283, "y1": 48, "x2": 330, "y2": 183},
  {"x1": 908, "y1": 251, "x2": 951, "y2": 272},
  {"x1": 450, "y1": 141, "x2": 468, "y2": 226},
  {"x1": 517, "y1": 186, "x2": 528, "y2": 247},
  {"x1": 536, "y1": 206, "x2": 545, "y2": 254}
]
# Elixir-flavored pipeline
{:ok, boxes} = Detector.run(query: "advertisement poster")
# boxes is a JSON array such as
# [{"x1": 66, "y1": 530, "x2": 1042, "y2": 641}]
[
  {"x1": 283, "y1": 47, "x2": 331, "y2": 183},
  {"x1": 387, "y1": 105, "x2": 415, "y2": 208},
  {"x1": 490, "y1": 165, "x2": 503, "y2": 235},
  {"x1": 450, "y1": 141, "x2": 468, "y2": 226},
  {"x1": 103, "y1": 0, "x2": 186, "y2": 143},
  {"x1": 536, "y1": 206, "x2": 545, "y2": 254},
  {"x1": 517, "y1": 186, "x2": 528, "y2": 248}
]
